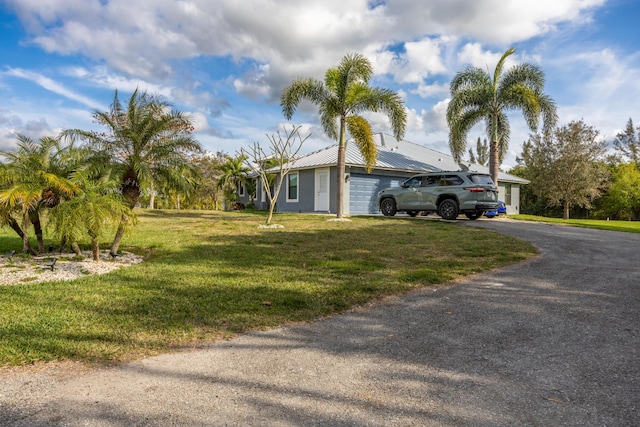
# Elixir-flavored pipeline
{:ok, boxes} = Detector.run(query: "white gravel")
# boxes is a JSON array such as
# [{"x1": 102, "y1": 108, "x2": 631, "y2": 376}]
[{"x1": 0, "y1": 250, "x2": 143, "y2": 286}]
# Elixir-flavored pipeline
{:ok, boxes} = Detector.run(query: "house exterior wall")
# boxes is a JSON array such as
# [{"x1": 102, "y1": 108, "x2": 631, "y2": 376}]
[
  {"x1": 273, "y1": 169, "x2": 319, "y2": 213},
  {"x1": 509, "y1": 185, "x2": 521, "y2": 214},
  {"x1": 236, "y1": 182, "x2": 253, "y2": 207},
  {"x1": 498, "y1": 182, "x2": 521, "y2": 214}
]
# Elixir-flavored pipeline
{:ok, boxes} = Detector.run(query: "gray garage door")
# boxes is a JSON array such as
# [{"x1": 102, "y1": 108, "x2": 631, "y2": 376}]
[{"x1": 349, "y1": 174, "x2": 405, "y2": 214}]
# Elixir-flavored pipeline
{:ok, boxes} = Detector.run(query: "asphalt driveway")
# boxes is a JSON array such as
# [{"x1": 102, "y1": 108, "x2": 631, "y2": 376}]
[{"x1": 1, "y1": 219, "x2": 638, "y2": 426}]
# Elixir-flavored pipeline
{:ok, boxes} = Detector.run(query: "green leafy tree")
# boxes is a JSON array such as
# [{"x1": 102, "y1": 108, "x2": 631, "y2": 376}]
[
  {"x1": 522, "y1": 120, "x2": 608, "y2": 219},
  {"x1": 281, "y1": 52, "x2": 407, "y2": 218},
  {"x1": 447, "y1": 48, "x2": 557, "y2": 185},
  {"x1": 612, "y1": 118, "x2": 640, "y2": 167},
  {"x1": 600, "y1": 163, "x2": 640, "y2": 220},
  {"x1": 0, "y1": 134, "x2": 80, "y2": 253},
  {"x1": 188, "y1": 152, "x2": 227, "y2": 210},
  {"x1": 63, "y1": 89, "x2": 201, "y2": 254}
]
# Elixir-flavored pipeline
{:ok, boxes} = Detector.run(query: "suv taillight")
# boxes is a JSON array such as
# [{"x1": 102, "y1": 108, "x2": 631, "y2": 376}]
[{"x1": 465, "y1": 187, "x2": 485, "y2": 193}]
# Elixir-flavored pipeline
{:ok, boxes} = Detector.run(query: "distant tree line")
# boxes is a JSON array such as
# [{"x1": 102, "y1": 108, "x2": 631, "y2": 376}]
[{"x1": 511, "y1": 117, "x2": 640, "y2": 220}]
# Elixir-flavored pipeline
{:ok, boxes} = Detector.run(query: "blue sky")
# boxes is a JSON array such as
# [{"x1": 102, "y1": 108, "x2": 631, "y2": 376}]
[{"x1": 1, "y1": 0, "x2": 639, "y2": 170}]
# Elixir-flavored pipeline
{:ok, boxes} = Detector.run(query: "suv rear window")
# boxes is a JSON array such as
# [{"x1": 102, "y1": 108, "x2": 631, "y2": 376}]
[
  {"x1": 469, "y1": 174, "x2": 495, "y2": 185},
  {"x1": 442, "y1": 175, "x2": 464, "y2": 186}
]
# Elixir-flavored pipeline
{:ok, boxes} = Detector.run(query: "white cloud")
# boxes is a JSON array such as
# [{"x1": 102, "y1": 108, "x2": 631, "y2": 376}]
[
  {"x1": 0, "y1": 112, "x2": 60, "y2": 151},
  {"x1": 3, "y1": 0, "x2": 608, "y2": 104},
  {"x1": 412, "y1": 82, "x2": 450, "y2": 99},
  {"x1": 383, "y1": 0, "x2": 605, "y2": 44},
  {"x1": 4, "y1": 68, "x2": 105, "y2": 110},
  {"x1": 457, "y1": 43, "x2": 509, "y2": 69},
  {"x1": 1, "y1": 0, "x2": 628, "y2": 161},
  {"x1": 422, "y1": 99, "x2": 450, "y2": 134},
  {"x1": 551, "y1": 48, "x2": 640, "y2": 140},
  {"x1": 62, "y1": 66, "x2": 170, "y2": 97}
]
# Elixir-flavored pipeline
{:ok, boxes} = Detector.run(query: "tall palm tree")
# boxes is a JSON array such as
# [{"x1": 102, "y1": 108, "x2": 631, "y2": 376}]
[
  {"x1": 281, "y1": 52, "x2": 407, "y2": 218},
  {"x1": 0, "y1": 134, "x2": 80, "y2": 253},
  {"x1": 63, "y1": 89, "x2": 202, "y2": 254},
  {"x1": 447, "y1": 48, "x2": 557, "y2": 185}
]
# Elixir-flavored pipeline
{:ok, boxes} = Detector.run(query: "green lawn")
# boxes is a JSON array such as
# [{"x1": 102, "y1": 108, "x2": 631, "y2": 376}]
[
  {"x1": 511, "y1": 215, "x2": 640, "y2": 233},
  {"x1": 0, "y1": 211, "x2": 536, "y2": 367}
]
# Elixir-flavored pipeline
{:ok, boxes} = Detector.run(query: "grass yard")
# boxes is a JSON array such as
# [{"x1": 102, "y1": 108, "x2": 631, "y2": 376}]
[
  {"x1": 511, "y1": 215, "x2": 640, "y2": 234},
  {"x1": 0, "y1": 211, "x2": 536, "y2": 367}
]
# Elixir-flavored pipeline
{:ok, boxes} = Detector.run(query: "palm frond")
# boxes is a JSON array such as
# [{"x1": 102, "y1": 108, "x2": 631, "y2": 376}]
[{"x1": 346, "y1": 116, "x2": 376, "y2": 172}]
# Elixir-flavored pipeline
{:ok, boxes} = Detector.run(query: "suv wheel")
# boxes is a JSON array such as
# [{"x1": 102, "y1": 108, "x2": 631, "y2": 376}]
[
  {"x1": 380, "y1": 198, "x2": 397, "y2": 216},
  {"x1": 465, "y1": 212, "x2": 482, "y2": 220},
  {"x1": 438, "y1": 199, "x2": 459, "y2": 220}
]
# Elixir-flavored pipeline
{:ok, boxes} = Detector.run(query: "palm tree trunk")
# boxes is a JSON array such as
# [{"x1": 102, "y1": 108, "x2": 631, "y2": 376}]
[
  {"x1": 490, "y1": 113, "x2": 500, "y2": 187},
  {"x1": 490, "y1": 139, "x2": 500, "y2": 187},
  {"x1": 110, "y1": 215, "x2": 128, "y2": 255},
  {"x1": 111, "y1": 182, "x2": 137, "y2": 255},
  {"x1": 71, "y1": 241, "x2": 82, "y2": 256},
  {"x1": 20, "y1": 212, "x2": 36, "y2": 255},
  {"x1": 29, "y1": 210, "x2": 45, "y2": 253},
  {"x1": 91, "y1": 236, "x2": 100, "y2": 261},
  {"x1": 148, "y1": 182, "x2": 155, "y2": 209},
  {"x1": 336, "y1": 117, "x2": 347, "y2": 219},
  {"x1": 6, "y1": 215, "x2": 25, "y2": 241}
]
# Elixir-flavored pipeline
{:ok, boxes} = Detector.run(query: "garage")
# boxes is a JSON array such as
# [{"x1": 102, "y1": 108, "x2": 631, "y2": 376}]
[{"x1": 349, "y1": 173, "x2": 405, "y2": 214}]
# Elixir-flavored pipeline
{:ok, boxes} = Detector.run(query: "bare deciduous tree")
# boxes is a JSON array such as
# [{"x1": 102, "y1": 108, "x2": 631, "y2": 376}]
[{"x1": 241, "y1": 125, "x2": 309, "y2": 225}]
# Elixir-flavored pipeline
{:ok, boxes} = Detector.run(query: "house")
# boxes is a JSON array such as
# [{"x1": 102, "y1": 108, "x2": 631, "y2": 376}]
[{"x1": 240, "y1": 133, "x2": 529, "y2": 216}]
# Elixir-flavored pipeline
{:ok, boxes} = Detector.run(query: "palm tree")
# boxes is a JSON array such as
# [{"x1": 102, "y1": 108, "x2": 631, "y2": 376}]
[
  {"x1": 63, "y1": 89, "x2": 202, "y2": 254},
  {"x1": 48, "y1": 166, "x2": 130, "y2": 261},
  {"x1": 281, "y1": 52, "x2": 407, "y2": 218},
  {"x1": 446, "y1": 48, "x2": 557, "y2": 185},
  {"x1": 216, "y1": 154, "x2": 250, "y2": 209},
  {"x1": 0, "y1": 134, "x2": 80, "y2": 253}
]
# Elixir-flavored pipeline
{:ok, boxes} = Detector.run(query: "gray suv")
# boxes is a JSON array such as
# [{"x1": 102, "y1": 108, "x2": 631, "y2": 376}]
[{"x1": 378, "y1": 171, "x2": 499, "y2": 220}]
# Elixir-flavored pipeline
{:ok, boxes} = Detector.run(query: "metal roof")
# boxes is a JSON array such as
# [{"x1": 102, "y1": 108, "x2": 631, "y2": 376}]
[{"x1": 282, "y1": 133, "x2": 529, "y2": 184}]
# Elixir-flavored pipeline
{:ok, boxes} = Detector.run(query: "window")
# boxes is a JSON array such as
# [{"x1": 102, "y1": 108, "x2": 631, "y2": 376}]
[
  {"x1": 442, "y1": 175, "x2": 464, "y2": 186},
  {"x1": 422, "y1": 176, "x2": 440, "y2": 186},
  {"x1": 238, "y1": 182, "x2": 245, "y2": 197},
  {"x1": 403, "y1": 176, "x2": 422, "y2": 187},
  {"x1": 504, "y1": 183, "x2": 512, "y2": 205},
  {"x1": 287, "y1": 173, "x2": 298, "y2": 202},
  {"x1": 469, "y1": 174, "x2": 495, "y2": 185}
]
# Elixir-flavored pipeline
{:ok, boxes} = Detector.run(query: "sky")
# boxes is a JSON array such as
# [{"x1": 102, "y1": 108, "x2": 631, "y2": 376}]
[{"x1": 0, "y1": 0, "x2": 639, "y2": 171}]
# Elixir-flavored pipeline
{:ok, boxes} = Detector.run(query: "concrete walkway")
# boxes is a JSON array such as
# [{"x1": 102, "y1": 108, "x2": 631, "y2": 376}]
[{"x1": 1, "y1": 220, "x2": 638, "y2": 426}]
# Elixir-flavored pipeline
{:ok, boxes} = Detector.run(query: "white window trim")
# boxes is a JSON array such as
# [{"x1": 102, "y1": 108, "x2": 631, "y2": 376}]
[
  {"x1": 238, "y1": 182, "x2": 245, "y2": 197},
  {"x1": 286, "y1": 172, "x2": 299, "y2": 202}
]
